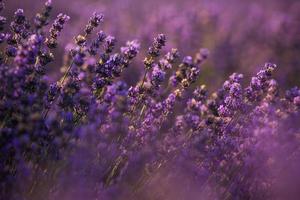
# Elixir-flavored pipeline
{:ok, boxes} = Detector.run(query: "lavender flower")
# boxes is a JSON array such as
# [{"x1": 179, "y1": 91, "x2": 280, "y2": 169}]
[
  {"x1": 84, "y1": 12, "x2": 104, "y2": 35},
  {"x1": 88, "y1": 31, "x2": 106, "y2": 55},
  {"x1": 46, "y1": 13, "x2": 70, "y2": 48},
  {"x1": 1, "y1": 2, "x2": 300, "y2": 200},
  {"x1": 34, "y1": 0, "x2": 52, "y2": 30}
]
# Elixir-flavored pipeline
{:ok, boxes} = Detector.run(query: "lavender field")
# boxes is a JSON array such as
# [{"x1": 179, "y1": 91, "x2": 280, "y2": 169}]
[{"x1": 1, "y1": 0, "x2": 300, "y2": 199}]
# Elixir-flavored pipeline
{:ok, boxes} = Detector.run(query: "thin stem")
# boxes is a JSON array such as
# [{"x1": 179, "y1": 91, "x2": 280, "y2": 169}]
[
  {"x1": 43, "y1": 61, "x2": 73, "y2": 119},
  {"x1": 0, "y1": 114, "x2": 9, "y2": 129},
  {"x1": 129, "y1": 69, "x2": 148, "y2": 122},
  {"x1": 140, "y1": 69, "x2": 148, "y2": 89},
  {"x1": 59, "y1": 61, "x2": 73, "y2": 86}
]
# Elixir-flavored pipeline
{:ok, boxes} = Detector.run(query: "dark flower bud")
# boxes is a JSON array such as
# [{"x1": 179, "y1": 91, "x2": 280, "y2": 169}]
[
  {"x1": 84, "y1": 24, "x2": 93, "y2": 35},
  {"x1": 250, "y1": 77, "x2": 261, "y2": 90},
  {"x1": 154, "y1": 33, "x2": 166, "y2": 48},
  {"x1": 14, "y1": 9, "x2": 25, "y2": 24},
  {"x1": 229, "y1": 82, "x2": 242, "y2": 97},
  {"x1": 0, "y1": 33, "x2": 5, "y2": 43},
  {"x1": 93, "y1": 77, "x2": 106, "y2": 89},
  {"x1": 285, "y1": 87, "x2": 300, "y2": 102},
  {"x1": 218, "y1": 104, "x2": 231, "y2": 117},
  {"x1": 112, "y1": 65, "x2": 122, "y2": 77},
  {"x1": 96, "y1": 31, "x2": 107, "y2": 42},
  {"x1": 121, "y1": 40, "x2": 140, "y2": 60},
  {"x1": 35, "y1": 64, "x2": 45, "y2": 75},
  {"x1": 28, "y1": 34, "x2": 44, "y2": 46},
  {"x1": 0, "y1": 16, "x2": 6, "y2": 26},
  {"x1": 5, "y1": 46, "x2": 17, "y2": 57},
  {"x1": 104, "y1": 35, "x2": 116, "y2": 53},
  {"x1": 73, "y1": 52, "x2": 85, "y2": 66},
  {"x1": 90, "y1": 12, "x2": 104, "y2": 27},
  {"x1": 75, "y1": 34, "x2": 86, "y2": 46},
  {"x1": 193, "y1": 85, "x2": 208, "y2": 101},
  {"x1": 34, "y1": 0, "x2": 53, "y2": 29},
  {"x1": 10, "y1": 21, "x2": 22, "y2": 33},
  {"x1": 169, "y1": 75, "x2": 178, "y2": 87},
  {"x1": 63, "y1": 111, "x2": 73, "y2": 122},
  {"x1": 148, "y1": 46, "x2": 160, "y2": 57},
  {"x1": 182, "y1": 56, "x2": 193, "y2": 66},
  {"x1": 165, "y1": 48, "x2": 179, "y2": 63},
  {"x1": 181, "y1": 78, "x2": 189, "y2": 88},
  {"x1": 39, "y1": 51, "x2": 54, "y2": 66},
  {"x1": 6, "y1": 34, "x2": 17, "y2": 45},
  {"x1": 264, "y1": 62, "x2": 277, "y2": 76},
  {"x1": 46, "y1": 37, "x2": 57, "y2": 48},
  {"x1": 45, "y1": 0, "x2": 52, "y2": 10},
  {"x1": 88, "y1": 31, "x2": 106, "y2": 55},
  {"x1": 47, "y1": 83, "x2": 60, "y2": 102},
  {"x1": 229, "y1": 73, "x2": 243, "y2": 83},
  {"x1": 85, "y1": 12, "x2": 104, "y2": 35},
  {"x1": 143, "y1": 57, "x2": 154, "y2": 69},
  {"x1": 47, "y1": 13, "x2": 70, "y2": 48},
  {"x1": 148, "y1": 34, "x2": 166, "y2": 57},
  {"x1": 294, "y1": 96, "x2": 300, "y2": 107},
  {"x1": 151, "y1": 65, "x2": 165, "y2": 87}
]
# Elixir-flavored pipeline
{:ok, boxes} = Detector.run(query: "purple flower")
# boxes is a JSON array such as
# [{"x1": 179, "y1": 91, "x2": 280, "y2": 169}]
[
  {"x1": 103, "y1": 35, "x2": 116, "y2": 54},
  {"x1": 46, "y1": 13, "x2": 70, "y2": 48},
  {"x1": 1, "y1": 3, "x2": 300, "y2": 200},
  {"x1": 84, "y1": 12, "x2": 104, "y2": 35},
  {"x1": 151, "y1": 65, "x2": 165, "y2": 87}
]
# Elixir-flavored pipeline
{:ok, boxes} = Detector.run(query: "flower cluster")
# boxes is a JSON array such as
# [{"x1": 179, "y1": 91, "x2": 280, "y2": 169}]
[{"x1": 0, "y1": 1, "x2": 300, "y2": 200}]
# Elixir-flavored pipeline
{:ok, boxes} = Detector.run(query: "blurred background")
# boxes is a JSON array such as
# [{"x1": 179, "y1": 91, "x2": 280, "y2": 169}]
[{"x1": 4, "y1": 0, "x2": 300, "y2": 89}]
